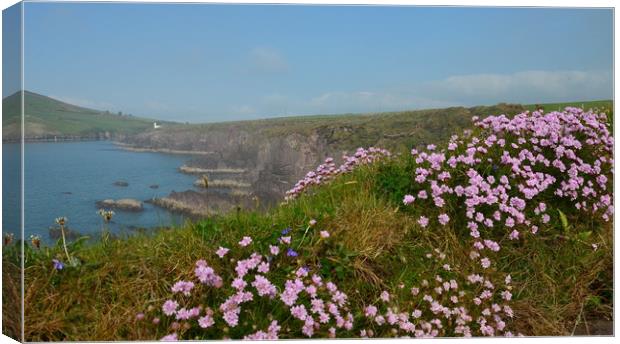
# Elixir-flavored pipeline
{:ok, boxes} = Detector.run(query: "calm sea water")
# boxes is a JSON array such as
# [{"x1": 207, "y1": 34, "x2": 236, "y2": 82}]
[{"x1": 2, "y1": 141, "x2": 197, "y2": 243}]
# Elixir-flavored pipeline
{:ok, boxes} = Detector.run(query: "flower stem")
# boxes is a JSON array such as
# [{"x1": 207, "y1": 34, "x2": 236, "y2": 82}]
[{"x1": 60, "y1": 225, "x2": 71, "y2": 263}]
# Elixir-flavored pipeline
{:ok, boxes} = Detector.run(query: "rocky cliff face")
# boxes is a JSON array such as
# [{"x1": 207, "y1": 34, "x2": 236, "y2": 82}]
[
  {"x1": 116, "y1": 104, "x2": 525, "y2": 210},
  {"x1": 119, "y1": 127, "x2": 332, "y2": 204}
]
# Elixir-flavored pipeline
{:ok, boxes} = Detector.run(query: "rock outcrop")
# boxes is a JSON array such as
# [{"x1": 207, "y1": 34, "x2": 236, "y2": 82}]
[{"x1": 96, "y1": 198, "x2": 143, "y2": 212}]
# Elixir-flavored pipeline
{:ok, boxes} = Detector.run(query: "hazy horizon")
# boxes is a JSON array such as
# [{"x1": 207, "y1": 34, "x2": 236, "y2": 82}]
[{"x1": 12, "y1": 3, "x2": 614, "y2": 123}]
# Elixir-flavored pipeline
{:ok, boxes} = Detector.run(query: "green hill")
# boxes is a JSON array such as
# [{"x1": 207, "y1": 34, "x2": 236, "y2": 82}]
[{"x1": 2, "y1": 91, "x2": 159, "y2": 141}]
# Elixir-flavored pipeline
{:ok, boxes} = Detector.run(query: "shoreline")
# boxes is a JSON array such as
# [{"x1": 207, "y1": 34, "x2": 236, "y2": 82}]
[
  {"x1": 112, "y1": 142, "x2": 216, "y2": 155},
  {"x1": 3, "y1": 137, "x2": 110, "y2": 144}
]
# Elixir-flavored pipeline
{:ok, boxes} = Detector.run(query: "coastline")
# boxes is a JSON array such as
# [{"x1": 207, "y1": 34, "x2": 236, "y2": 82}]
[{"x1": 112, "y1": 142, "x2": 216, "y2": 155}]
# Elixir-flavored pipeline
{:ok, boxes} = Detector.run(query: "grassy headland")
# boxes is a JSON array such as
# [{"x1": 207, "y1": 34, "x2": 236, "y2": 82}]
[
  {"x1": 2, "y1": 91, "x2": 162, "y2": 141},
  {"x1": 2, "y1": 103, "x2": 613, "y2": 341}
]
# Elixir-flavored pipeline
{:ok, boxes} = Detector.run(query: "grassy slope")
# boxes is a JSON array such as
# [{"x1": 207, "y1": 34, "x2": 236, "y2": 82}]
[
  {"x1": 2, "y1": 91, "x2": 158, "y2": 139},
  {"x1": 3, "y1": 102, "x2": 613, "y2": 341}
]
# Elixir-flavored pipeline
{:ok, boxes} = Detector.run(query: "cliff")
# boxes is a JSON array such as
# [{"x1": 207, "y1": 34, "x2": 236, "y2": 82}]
[{"x1": 116, "y1": 104, "x2": 526, "y2": 205}]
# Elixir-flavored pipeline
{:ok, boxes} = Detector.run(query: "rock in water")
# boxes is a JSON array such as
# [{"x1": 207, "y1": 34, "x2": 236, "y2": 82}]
[
  {"x1": 96, "y1": 198, "x2": 143, "y2": 212},
  {"x1": 149, "y1": 184, "x2": 159, "y2": 189},
  {"x1": 113, "y1": 181, "x2": 129, "y2": 187}
]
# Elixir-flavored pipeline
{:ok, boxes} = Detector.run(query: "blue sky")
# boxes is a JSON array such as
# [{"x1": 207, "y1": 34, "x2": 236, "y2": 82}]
[{"x1": 16, "y1": 3, "x2": 614, "y2": 123}]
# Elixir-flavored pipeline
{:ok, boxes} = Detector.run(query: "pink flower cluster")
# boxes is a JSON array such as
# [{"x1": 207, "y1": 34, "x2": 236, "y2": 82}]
[
  {"x1": 244, "y1": 321, "x2": 281, "y2": 340},
  {"x1": 360, "y1": 249, "x2": 519, "y2": 338},
  {"x1": 402, "y1": 108, "x2": 613, "y2": 265},
  {"x1": 194, "y1": 260, "x2": 223, "y2": 287},
  {"x1": 154, "y1": 232, "x2": 352, "y2": 340},
  {"x1": 279, "y1": 270, "x2": 354, "y2": 337},
  {"x1": 286, "y1": 147, "x2": 391, "y2": 200}
]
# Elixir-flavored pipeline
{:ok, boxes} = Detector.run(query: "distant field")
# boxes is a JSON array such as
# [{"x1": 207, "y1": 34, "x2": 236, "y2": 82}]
[
  {"x1": 2, "y1": 91, "x2": 160, "y2": 140},
  {"x1": 523, "y1": 100, "x2": 613, "y2": 112}
]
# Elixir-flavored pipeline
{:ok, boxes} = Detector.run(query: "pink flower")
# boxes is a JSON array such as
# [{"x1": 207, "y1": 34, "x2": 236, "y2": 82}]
[
  {"x1": 290, "y1": 305, "x2": 308, "y2": 320},
  {"x1": 162, "y1": 300, "x2": 178, "y2": 316},
  {"x1": 269, "y1": 245, "x2": 280, "y2": 255},
  {"x1": 280, "y1": 236, "x2": 292, "y2": 245},
  {"x1": 320, "y1": 230, "x2": 330, "y2": 238},
  {"x1": 171, "y1": 281, "x2": 194, "y2": 296},
  {"x1": 509, "y1": 230, "x2": 520, "y2": 240},
  {"x1": 480, "y1": 257, "x2": 491, "y2": 269},
  {"x1": 232, "y1": 278, "x2": 247, "y2": 290},
  {"x1": 380, "y1": 291, "x2": 390, "y2": 302},
  {"x1": 257, "y1": 262, "x2": 270, "y2": 273},
  {"x1": 252, "y1": 275, "x2": 277, "y2": 297},
  {"x1": 501, "y1": 290, "x2": 513, "y2": 301},
  {"x1": 403, "y1": 194, "x2": 415, "y2": 205},
  {"x1": 364, "y1": 305, "x2": 378, "y2": 317},
  {"x1": 309, "y1": 219, "x2": 317, "y2": 226},
  {"x1": 418, "y1": 216, "x2": 429, "y2": 227},
  {"x1": 160, "y1": 333, "x2": 178, "y2": 341},
  {"x1": 438, "y1": 213, "x2": 450, "y2": 225},
  {"x1": 239, "y1": 236, "x2": 253, "y2": 247},
  {"x1": 216, "y1": 246, "x2": 230, "y2": 258}
]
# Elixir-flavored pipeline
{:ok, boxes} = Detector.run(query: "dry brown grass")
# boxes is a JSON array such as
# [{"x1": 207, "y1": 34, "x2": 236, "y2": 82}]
[
  {"x1": 22, "y1": 228, "x2": 212, "y2": 341},
  {"x1": 507, "y1": 224, "x2": 613, "y2": 336},
  {"x1": 2, "y1": 257, "x2": 22, "y2": 340}
]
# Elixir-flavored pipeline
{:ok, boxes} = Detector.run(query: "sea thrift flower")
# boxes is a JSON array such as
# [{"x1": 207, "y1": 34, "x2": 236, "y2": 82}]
[
  {"x1": 403, "y1": 194, "x2": 415, "y2": 205},
  {"x1": 365, "y1": 305, "x2": 378, "y2": 317},
  {"x1": 418, "y1": 216, "x2": 429, "y2": 227},
  {"x1": 438, "y1": 213, "x2": 450, "y2": 225},
  {"x1": 239, "y1": 236, "x2": 253, "y2": 247},
  {"x1": 380, "y1": 291, "x2": 390, "y2": 302},
  {"x1": 198, "y1": 315, "x2": 215, "y2": 329},
  {"x1": 216, "y1": 247, "x2": 230, "y2": 258},
  {"x1": 509, "y1": 230, "x2": 520, "y2": 240},
  {"x1": 269, "y1": 245, "x2": 280, "y2": 255},
  {"x1": 320, "y1": 230, "x2": 330, "y2": 238},
  {"x1": 171, "y1": 281, "x2": 194, "y2": 296},
  {"x1": 309, "y1": 219, "x2": 317, "y2": 226},
  {"x1": 252, "y1": 275, "x2": 277, "y2": 297},
  {"x1": 162, "y1": 300, "x2": 179, "y2": 316},
  {"x1": 257, "y1": 262, "x2": 270, "y2": 273}
]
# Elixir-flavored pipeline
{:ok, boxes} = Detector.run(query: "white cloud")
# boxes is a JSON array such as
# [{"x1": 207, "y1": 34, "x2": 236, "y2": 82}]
[
  {"x1": 424, "y1": 70, "x2": 612, "y2": 104},
  {"x1": 241, "y1": 69, "x2": 611, "y2": 118},
  {"x1": 249, "y1": 47, "x2": 289, "y2": 73}
]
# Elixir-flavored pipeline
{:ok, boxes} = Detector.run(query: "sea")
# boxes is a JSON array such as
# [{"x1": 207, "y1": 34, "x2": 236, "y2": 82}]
[{"x1": 2, "y1": 141, "x2": 197, "y2": 244}]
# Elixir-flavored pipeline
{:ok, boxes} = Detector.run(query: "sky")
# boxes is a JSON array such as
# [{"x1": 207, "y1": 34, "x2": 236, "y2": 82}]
[{"x1": 11, "y1": 3, "x2": 615, "y2": 123}]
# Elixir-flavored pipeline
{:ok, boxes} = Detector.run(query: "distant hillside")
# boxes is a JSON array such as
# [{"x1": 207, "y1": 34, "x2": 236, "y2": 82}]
[{"x1": 2, "y1": 91, "x2": 162, "y2": 141}]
